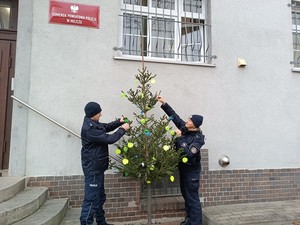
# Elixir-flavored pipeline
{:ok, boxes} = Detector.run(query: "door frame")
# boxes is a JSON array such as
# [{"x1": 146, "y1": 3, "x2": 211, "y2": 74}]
[
  {"x1": 0, "y1": 33, "x2": 16, "y2": 169},
  {"x1": 0, "y1": 0, "x2": 18, "y2": 169}
]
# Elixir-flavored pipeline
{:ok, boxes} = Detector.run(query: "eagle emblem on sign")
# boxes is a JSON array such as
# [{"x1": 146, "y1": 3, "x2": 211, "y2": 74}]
[{"x1": 70, "y1": 5, "x2": 79, "y2": 13}]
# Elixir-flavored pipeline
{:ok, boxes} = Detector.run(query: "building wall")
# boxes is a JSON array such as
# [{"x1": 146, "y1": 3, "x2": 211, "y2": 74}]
[
  {"x1": 9, "y1": 0, "x2": 300, "y2": 191},
  {"x1": 208, "y1": 0, "x2": 300, "y2": 170}
]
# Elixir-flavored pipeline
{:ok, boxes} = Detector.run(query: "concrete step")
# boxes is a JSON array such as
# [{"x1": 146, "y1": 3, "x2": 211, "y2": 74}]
[
  {"x1": 60, "y1": 208, "x2": 81, "y2": 225},
  {"x1": 60, "y1": 208, "x2": 118, "y2": 225},
  {"x1": 0, "y1": 169, "x2": 8, "y2": 177},
  {"x1": 60, "y1": 208, "x2": 95, "y2": 225},
  {"x1": 0, "y1": 177, "x2": 25, "y2": 203},
  {"x1": 0, "y1": 187, "x2": 48, "y2": 225},
  {"x1": 13, "y1": 198, "x2": 69, "y2": 225}
]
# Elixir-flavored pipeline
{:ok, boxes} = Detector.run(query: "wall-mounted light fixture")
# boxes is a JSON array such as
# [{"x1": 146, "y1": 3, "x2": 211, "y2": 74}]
[
  {"x1": 237, "y1": 58, "x2": 247, "y2": 67},
  {"x1": 219, "y1": 155, "x2": 230, "y2": 167}
]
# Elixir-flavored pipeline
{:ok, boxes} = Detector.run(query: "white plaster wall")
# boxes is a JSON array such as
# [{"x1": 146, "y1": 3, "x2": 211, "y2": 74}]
[
  {"x1": 9, "y1": 0, "x2": 34, "y2": 176},
  {"x1": 10, "y1": 0, "x2": 300, "y2": 176},
  {"x1": 207, "y1": 0, "x2": 300, "y2": 170}
]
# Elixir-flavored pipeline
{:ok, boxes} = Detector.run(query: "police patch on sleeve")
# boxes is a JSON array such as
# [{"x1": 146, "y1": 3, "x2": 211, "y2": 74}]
[{"x1": 190, "y1": 146, "x2": 199, "y2": 154}]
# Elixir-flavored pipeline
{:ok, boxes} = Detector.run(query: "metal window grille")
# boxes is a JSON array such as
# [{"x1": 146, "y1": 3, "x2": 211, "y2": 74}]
[
  {"x1": 120, "y1": 0, "x2": 212, "y2": 63},
  {"x1": 291, "y1": 1, "x2": 300, "y2": 67},
  {"x1": 141, "y1": 170, "x2": 181, "y2": 197}
]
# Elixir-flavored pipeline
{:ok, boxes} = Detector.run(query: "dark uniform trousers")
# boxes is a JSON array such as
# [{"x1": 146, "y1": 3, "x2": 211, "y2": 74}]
[
  {"x1": 80, "y1": 173, "x2": 106, "y2": 225},
  {"x1": 179, "y1": 165, "x2": 202, "y2": 225}
]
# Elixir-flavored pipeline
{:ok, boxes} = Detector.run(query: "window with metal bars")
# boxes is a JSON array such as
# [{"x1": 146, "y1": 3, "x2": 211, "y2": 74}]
[
  {"x1": 120, "y1": 0, "x2": 212, "y2": 63},
  {"x1": 291, "y1": 0, "x2": 300, "y2": 67},
  {"x1": 141, "y1": 170, "x2": 181, "y2": 198}
]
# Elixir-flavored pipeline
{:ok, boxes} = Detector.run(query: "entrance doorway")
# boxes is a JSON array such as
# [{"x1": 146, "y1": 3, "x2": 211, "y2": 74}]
[
  {"x1": 0, "y1": 39, "x2": 16, "y2": 169},
  {"x1": 0, "y1": 0, "x2": 18, "y2": 169}
]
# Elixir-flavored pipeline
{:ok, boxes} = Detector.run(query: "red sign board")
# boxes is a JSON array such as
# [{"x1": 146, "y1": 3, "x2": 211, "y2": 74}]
[{"x1": 49, "y1": 0, "x2": 99, "y2": 28}]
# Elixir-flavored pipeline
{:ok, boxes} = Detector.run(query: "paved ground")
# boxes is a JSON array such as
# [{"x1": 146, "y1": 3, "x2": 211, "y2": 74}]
[
  {"x1": 60, "y1": 208, "x2": 183, "y2": 225},
  {"x1": 202, "y1": 200, "x2": 300, "y2": 225},
  {"x1": 61, "y1": 200, "x2": 300, "y2": 225}
]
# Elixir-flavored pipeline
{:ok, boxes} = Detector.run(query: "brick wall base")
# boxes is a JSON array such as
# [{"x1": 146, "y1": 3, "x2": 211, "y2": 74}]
[
  {"x1": 27, "y1": 149, "x2": 300, "y2": 222},
  {"x1": 200, "y1": 150, "x2": 300, "y2": 206},
  {"x1": 27, "y1": 173, "x2": 185, "y2": 222}
]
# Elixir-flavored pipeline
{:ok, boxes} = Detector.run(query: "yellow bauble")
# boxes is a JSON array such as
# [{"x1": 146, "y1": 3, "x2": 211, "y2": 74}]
[
  {"x1": 128, "y1": 142, "x2": 134, "y2": 148},
  {"x1": 115, "y1": 149, "x2": 121, "y2": 155},
  {"x1": 150, "y1": 165, "x2": 155, "y2": 170},
  {"x1": 122, "y1": 158, "x2": 129, "y2": 165},
  {"x1": 163, "y1": 145, "x2": 170, "y2": 151},
  {"x1": 170, "y1": 175, "x2": 175, "y2": 182}
]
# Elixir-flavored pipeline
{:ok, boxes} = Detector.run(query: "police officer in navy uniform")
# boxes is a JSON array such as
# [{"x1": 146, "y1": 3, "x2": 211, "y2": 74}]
[
  {"x1": 80, "y1": 102, "x2": 130, "y2": 225},
  {"x1": 157, "y1": 96, "x2": 205, "y2": 225}
]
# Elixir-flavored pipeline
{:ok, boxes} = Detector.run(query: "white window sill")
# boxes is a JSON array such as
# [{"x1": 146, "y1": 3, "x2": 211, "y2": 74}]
[
  {"x1": 292, "y1": 67, "x2": 300, "y2": 73},
  {"x1": 113, "y1": 55, "x2": 216, "y2": 67}
]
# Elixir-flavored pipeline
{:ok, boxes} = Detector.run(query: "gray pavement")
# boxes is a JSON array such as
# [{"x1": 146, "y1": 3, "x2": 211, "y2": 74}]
[
  {"x1": 202, "y1": 200, "x2": 300, "y2": 225},
  {"x1": 61, "y1": 200, "x2": 300, "y2": 225}
]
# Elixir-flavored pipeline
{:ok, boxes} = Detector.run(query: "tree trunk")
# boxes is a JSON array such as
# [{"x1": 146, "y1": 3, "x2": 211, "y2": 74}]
[{"x1": 147, "y1": 184, "x2": 152, "y2": 225}]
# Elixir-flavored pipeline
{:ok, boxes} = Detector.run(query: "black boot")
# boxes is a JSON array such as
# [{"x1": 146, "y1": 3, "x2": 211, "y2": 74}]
[{"x1": 180, "y1": 217, "x2": 191, "y2": 225}]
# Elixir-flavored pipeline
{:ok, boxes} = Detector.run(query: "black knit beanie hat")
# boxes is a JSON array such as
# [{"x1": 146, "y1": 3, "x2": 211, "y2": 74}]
[
  {"x1": 84, "y1": 102, "x2": 102, "y2": 118},
  {"x1": 189, "y1": 114, "x2": 203, "y2": 128}
]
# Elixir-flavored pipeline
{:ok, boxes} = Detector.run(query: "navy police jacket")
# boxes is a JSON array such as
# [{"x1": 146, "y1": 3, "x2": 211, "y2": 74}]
[
  {"x1": 161, "y1": 103, "x2": 205, "y2": 170},
  {"x1": 81, "y1": 116, "x2": 126, "y2": 176}
]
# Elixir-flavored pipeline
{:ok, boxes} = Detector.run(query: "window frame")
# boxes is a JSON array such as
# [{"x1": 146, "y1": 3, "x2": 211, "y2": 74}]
[
  {"x1": 117, "y1": 0, "x2": 213, "y2": 65},
  {"x1": 291, "y1": 0, "x2": 300, "y2": 68}
]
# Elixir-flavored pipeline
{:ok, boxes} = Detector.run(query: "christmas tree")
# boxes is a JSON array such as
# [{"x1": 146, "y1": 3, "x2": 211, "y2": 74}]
[{"x1": 114, "y1": 67, "x2": 183, "y2": 224}]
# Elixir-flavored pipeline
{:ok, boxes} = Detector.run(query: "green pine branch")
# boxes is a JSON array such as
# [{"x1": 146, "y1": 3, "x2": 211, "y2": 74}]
[{"x1": 115, "y1": 67, "x2": 183, "y2": 184}]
